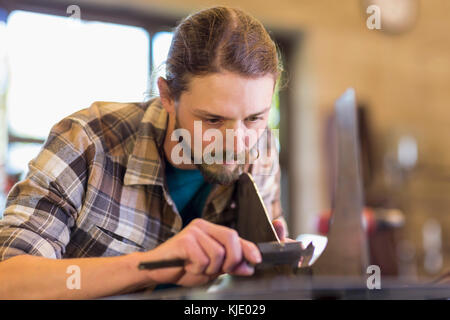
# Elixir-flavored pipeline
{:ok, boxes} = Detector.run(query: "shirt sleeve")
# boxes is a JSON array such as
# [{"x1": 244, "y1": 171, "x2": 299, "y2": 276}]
[{"x1": 0, "y1": 118, "x2": 94, "y2": 261}]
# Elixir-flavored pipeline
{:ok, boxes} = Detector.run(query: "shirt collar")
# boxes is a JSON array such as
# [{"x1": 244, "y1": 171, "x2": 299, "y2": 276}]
[
  {"x1": 209, "y1": 184, "x2": 236, "y2": 216},
  {"x1": 123, "y1": 97, "x2": 168, "y2": 187}
]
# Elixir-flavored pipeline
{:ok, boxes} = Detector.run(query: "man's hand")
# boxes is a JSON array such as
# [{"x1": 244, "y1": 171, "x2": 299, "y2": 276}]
[
  {"x1": 141, "y1": 219, "x2": 262, "y2": 287},
  {"x1": 272, "y1": 218, "x2": 296, "y2": 243},
  {"x1": 272, "y1": 218, "x2": 304, "y2": 267}
]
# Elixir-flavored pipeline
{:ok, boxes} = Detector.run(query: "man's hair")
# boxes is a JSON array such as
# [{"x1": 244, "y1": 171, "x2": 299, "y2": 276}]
[{"x1": 164, "y1": 6, "x2": 283, "y2": 101}]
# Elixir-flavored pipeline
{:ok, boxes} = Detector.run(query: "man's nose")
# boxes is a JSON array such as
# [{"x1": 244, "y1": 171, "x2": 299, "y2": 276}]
[{"x1": 224, "y1": 120, "x2": 247, "y2": 156}]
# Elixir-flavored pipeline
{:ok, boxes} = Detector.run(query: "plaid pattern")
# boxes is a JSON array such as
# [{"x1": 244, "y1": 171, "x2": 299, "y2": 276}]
[{"x1": 0, "y1": 97, "x2": 283, "y2": 261}]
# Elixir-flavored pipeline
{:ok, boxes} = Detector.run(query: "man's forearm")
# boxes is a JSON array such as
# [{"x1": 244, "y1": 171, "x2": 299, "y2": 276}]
[{"x1": 0, "y1": 252, "x2": 155, "y2": 299}]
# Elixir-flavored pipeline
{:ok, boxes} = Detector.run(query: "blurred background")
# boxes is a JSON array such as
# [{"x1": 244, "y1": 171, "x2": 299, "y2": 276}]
[{"x1": 0, "y1": 0, "x2": 448, "y2": 281}]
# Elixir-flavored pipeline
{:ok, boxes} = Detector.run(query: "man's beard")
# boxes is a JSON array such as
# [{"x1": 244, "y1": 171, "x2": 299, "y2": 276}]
[{"x1": 173, "y1": 116, "x2": 258, "y2": 185}]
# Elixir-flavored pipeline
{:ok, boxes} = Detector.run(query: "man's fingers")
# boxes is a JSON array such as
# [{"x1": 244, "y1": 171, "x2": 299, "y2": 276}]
[
  {"x1": 190, "y1": 219, "x2": 262, "y2": 272},
  {"x1": 194, "y1": 228, "x2": 226, "y2": 275},
  {"x1": 191, "y1": 219, "x2": 244, "y2": 273},
  {"x1": 182, "y1": 231, "x2": 210, "y2": 275},
  {"x1": 229, "y1": 260, "x2": 255, "y2": 276},
  {"x1": 227, "y1": 239, "x2": 262, "y2": 276},
  {"x1": 240, "y1": 238, "x2": 262, "y2": 266}
]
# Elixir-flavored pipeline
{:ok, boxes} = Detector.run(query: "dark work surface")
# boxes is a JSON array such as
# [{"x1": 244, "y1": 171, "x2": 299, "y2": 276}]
[{"x1": 104, "y1": 274, "x2": 450, "y2": 300}]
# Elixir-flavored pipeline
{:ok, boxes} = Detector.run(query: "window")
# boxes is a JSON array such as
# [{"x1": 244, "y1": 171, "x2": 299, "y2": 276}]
[
  {"x1": 151, "y1": 31, "x2": 173, "y2": 97},
  {"x1": 4, "y1": 10, "x2": 150, "y2": 177},
  {"x1": 0, "y1": 9, "x2": 153, "y2": 216}
]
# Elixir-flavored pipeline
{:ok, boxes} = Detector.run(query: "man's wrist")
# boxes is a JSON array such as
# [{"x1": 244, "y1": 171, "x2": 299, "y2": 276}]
[{"x1": 123, "y1": 251, "x2": 158, "y2": 288}]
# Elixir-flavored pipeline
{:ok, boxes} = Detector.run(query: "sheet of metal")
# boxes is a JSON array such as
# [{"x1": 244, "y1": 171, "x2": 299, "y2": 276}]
[
  {"x1": 236, "y1": 172, "x2": 280, "y2": 243},
  {"x1": 312, "y1": 88, "x2": 370, "y2": 277}
]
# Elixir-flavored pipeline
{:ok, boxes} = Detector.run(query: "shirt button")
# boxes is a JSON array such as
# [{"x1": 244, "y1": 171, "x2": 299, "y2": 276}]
[{"x1": 230, "y1": 202, "x2": 236, "y2": 209}]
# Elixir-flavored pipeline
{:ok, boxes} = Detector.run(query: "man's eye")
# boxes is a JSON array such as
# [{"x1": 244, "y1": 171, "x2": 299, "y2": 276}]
[
  {"x1": 246, "y1": 116, "x2": 263, "y2": 122},
  {"x1": 205, "y1": 118, "x2": 222, "y2": 125}
]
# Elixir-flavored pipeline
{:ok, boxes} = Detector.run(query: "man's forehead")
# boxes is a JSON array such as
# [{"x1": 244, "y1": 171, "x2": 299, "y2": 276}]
[
  {"x1": 179, "y1": 72, "x2": 275, "y2": 118},
  {"x1": 192, "y1": 106, "x2": 272, "y2": 120}
]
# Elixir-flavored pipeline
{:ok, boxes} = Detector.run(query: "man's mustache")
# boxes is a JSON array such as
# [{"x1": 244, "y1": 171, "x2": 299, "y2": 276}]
[{"x1": 174, "y1": 116, "x2": 262, "y2": 164}]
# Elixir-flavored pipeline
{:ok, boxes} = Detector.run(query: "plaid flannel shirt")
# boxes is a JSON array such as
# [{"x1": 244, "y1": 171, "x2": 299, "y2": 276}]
[{"x1": 0, "y1": 97, "x2": 284, "y2": 261}]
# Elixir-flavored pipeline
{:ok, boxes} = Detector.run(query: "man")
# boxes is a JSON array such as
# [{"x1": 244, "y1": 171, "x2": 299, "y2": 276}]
[{"x1": 0, "y1": 6, "x2": 289, "y2": 298}]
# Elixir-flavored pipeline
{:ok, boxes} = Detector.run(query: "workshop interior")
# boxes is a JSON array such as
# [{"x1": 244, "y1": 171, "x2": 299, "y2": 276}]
[{"x1": 0, "y1": 0, "x2": 449, "y2": 299}]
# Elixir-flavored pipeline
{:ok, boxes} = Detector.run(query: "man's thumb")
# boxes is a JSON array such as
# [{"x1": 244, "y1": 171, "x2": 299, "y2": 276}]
[{"x1": 272, "y1": 219, "x2": 286, "y2": 242}]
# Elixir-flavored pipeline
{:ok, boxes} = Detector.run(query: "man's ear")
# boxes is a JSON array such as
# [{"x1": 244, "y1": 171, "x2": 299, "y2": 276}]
[{"x1": 157, "y1": 77, "x2": 176, "y2": 114}]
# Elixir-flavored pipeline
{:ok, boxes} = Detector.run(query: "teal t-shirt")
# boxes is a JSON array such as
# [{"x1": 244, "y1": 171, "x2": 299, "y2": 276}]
[{"x1": 164, "y1": 160, "x2": 213, "y2": 228}]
